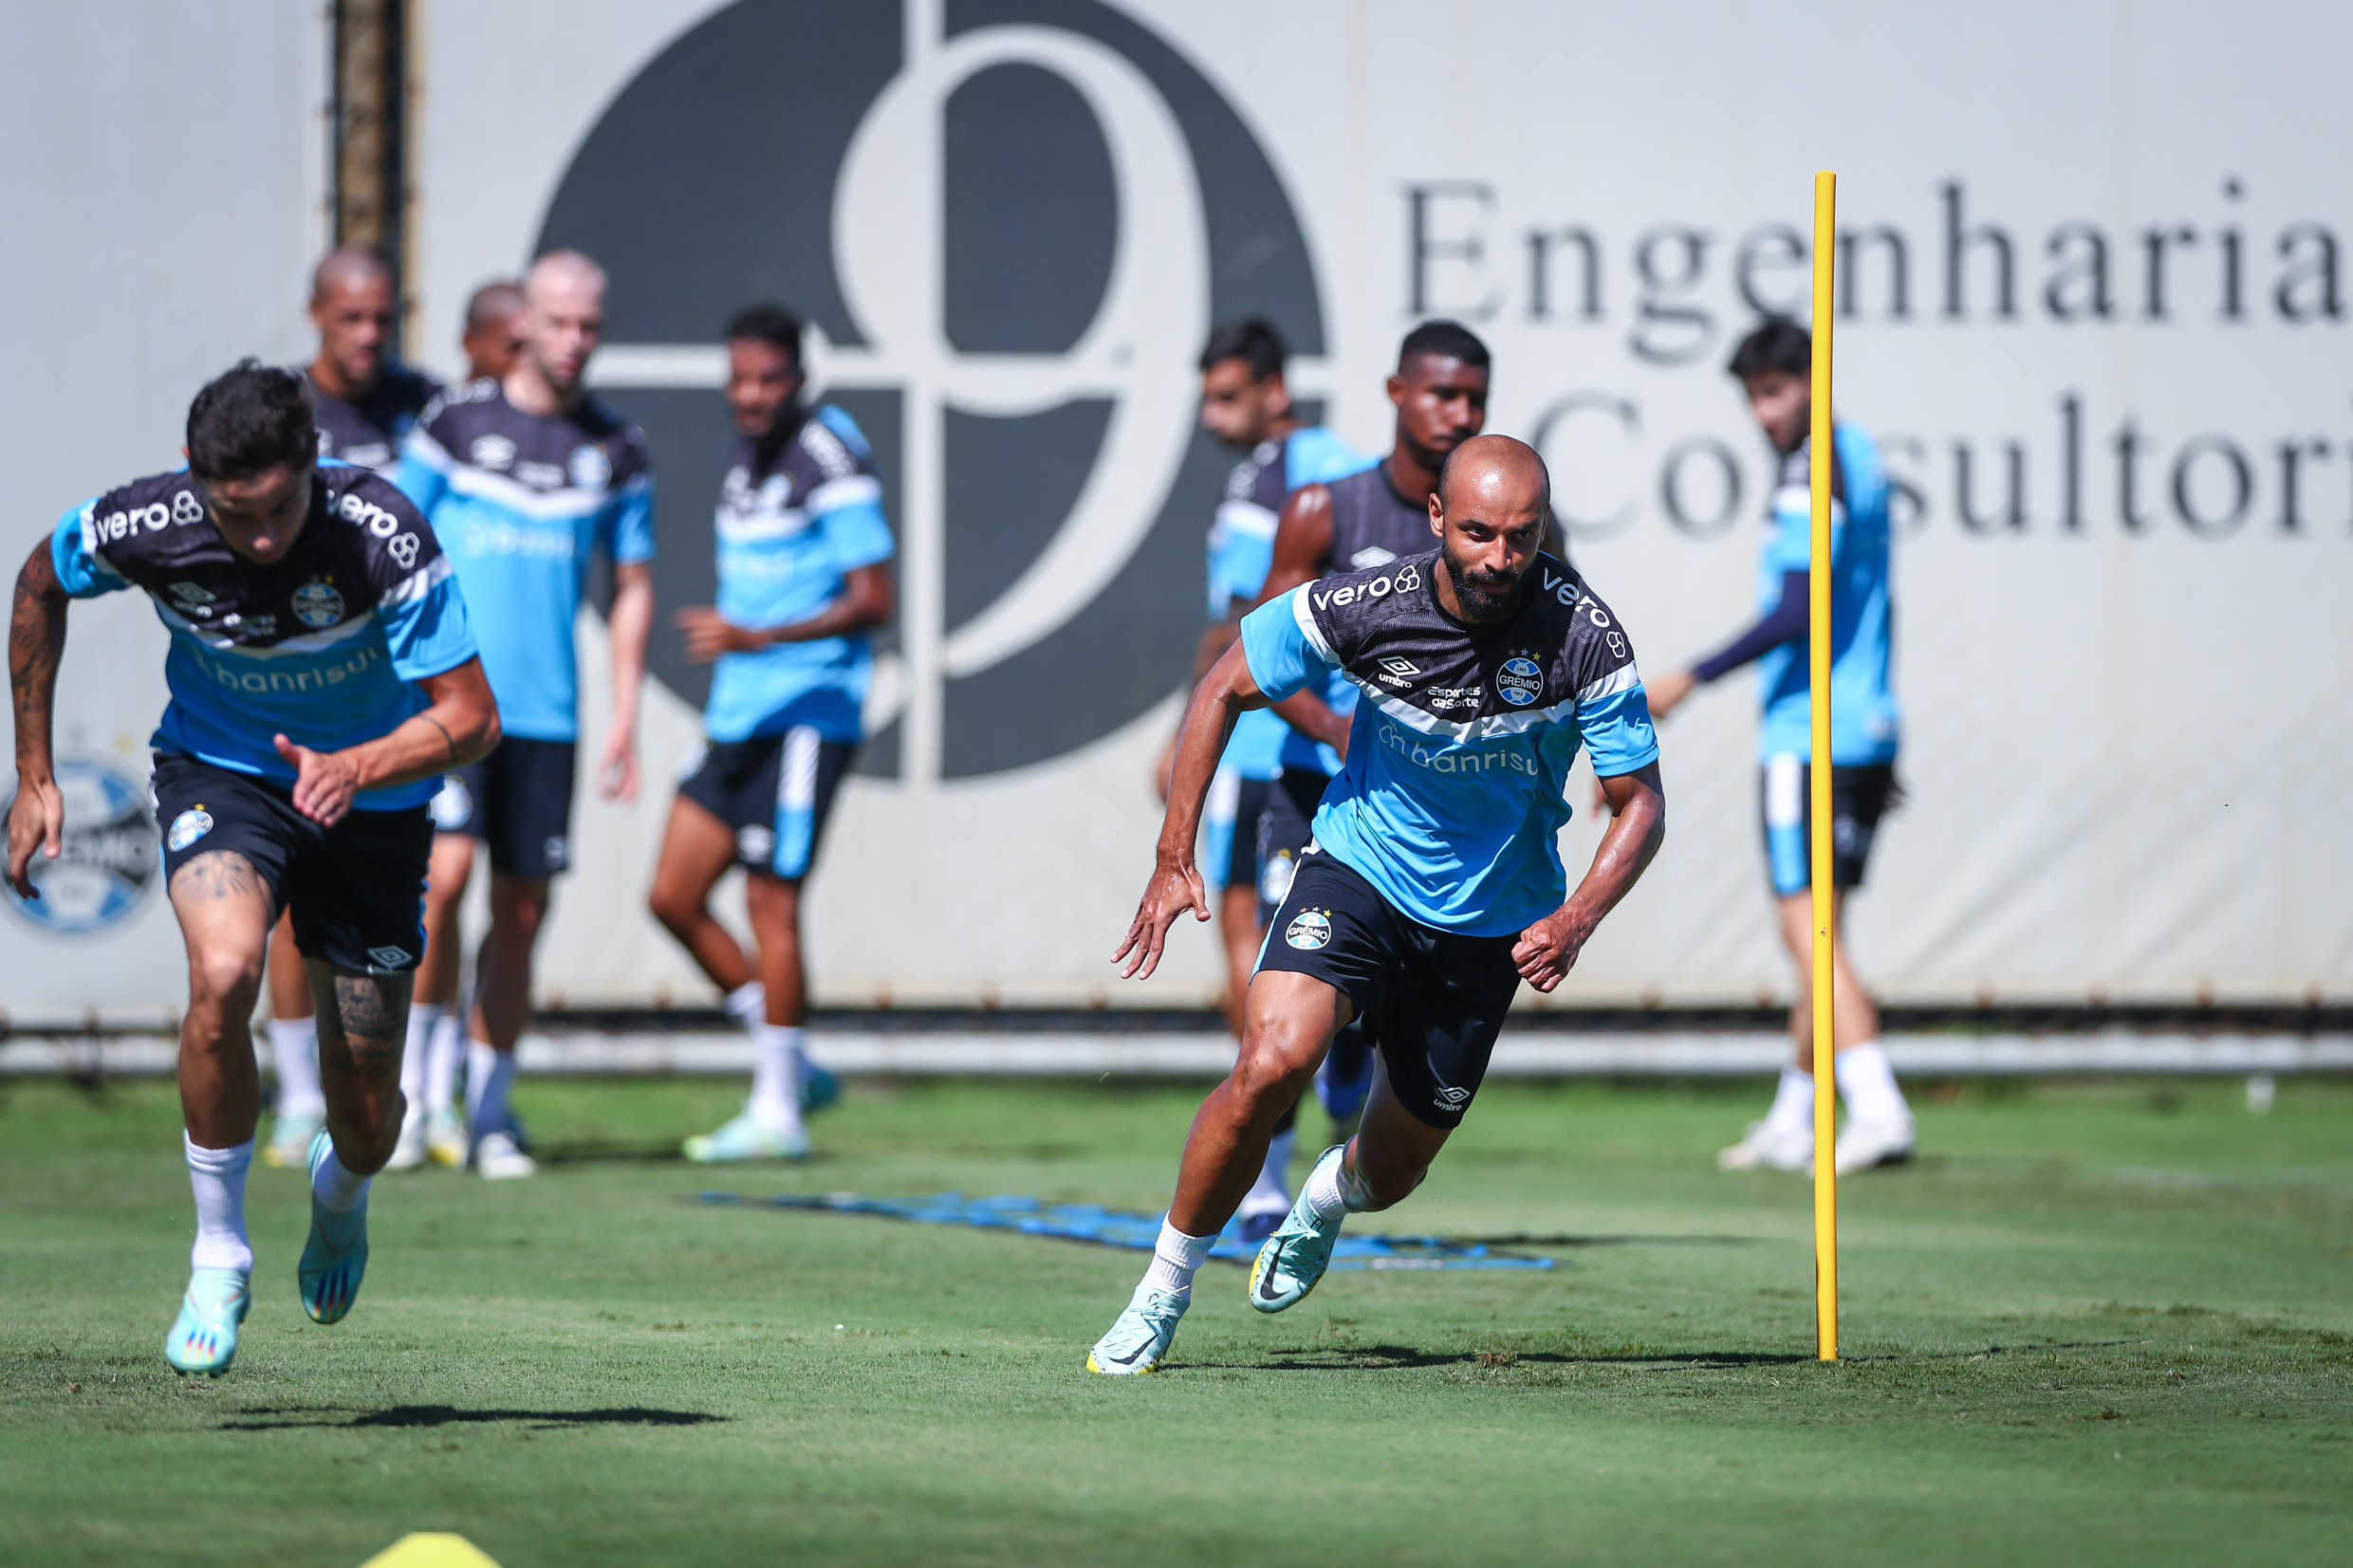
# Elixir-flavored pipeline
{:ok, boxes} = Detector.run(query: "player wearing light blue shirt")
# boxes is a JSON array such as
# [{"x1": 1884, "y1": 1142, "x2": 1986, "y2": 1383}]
[{"x1": 1645, "y1": 318, "x2": 1915, "y2": 1178}]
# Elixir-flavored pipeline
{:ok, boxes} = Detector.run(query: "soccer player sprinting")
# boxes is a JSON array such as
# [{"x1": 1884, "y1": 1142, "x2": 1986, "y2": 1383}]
[
  {"x1": 1642, "y1": 318, "x2": 1915, "y2": 1175},
  {"x1": 1234, "y1": 319, "x2": 1492, "y2": 1239},
  {"x1": 395, "y1": 250, "x2": 656, "y2": 1180},
  {"x1": 256, "y1": 248, "x2": 446, "y2": 1171},
  {"x1": 1171, "y1": 318, "x2": 1365, "y2": 1232},
  {"x1": 385, "y1": 277, "x2": 532, "y2": 1174},
  {"x1": 1088, "y1": 436, "x2": 1665, "y2": 1374},
  {"x1": 645, "y1": 305, "x2": 895, "y2": 1162},
  {"x1": 7, "y1": 362, "x2": 496, "y2": 1375}
]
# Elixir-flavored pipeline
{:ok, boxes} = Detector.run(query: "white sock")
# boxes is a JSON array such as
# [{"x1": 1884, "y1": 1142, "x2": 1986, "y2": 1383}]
[
  {"x1": 724, "y1": 981, "x2": 767, "y2": 1028},
  {"x1": 268, "y1": 1017, "x2": 325, "y2": 1119},
  {"x1": 1242, "y1": 1127, "x2": 1296, "y2": 1212},
  {"x1": 1764, "y1": 1065, "x2": 1816, "y2": 1134},
  {"x1": 466, "y1": 1040, "x2": 517, "y2": 1138},
  {"x1": 310, "y1": 1142, "x2": 370, "y2": 1213},
  {"x1": 749, "y1": 1024, "x2": 806, "y2": 1134},
  {"x1": 1139, "y1": 1219, "x2": 1217, "y2": 1301},
  {"x1": 1834, "y1": 1042, "x2": 1911, "y2": 1125},
  {"x1": 425, "y1": 1013, "x2": 465, "y2": 1116},
  {"x1": 1303, "y1": 1145, "x2": 1373, "y2": 1223},
  {"x1": 399, "y1": 1004, "x2": 440, "y2": 1108},
  {"x1": 185, "y1": 1134, "x2": 255, "y2": 1272}
]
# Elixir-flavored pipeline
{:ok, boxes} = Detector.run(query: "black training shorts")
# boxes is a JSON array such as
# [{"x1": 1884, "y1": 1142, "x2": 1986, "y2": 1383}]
[
  {"x1": 676, "y1": 728, "x2": 855, "y2": 880},
  {"x1": 1254, "y1": 766, "x2": 1330, "y2": 927},
  {"x1": 1759, "y1": 757, "x2": 1896, "y2": 898},
  {"x1": 152, "y1": 750, "x2": 430, "y2": 975},
  {"x1": 436, "y1": 736, "x2": 576, "y2": 879},
  {"x1": 1254, "y1": 844, "x2": 1522, "y2": 1130}
]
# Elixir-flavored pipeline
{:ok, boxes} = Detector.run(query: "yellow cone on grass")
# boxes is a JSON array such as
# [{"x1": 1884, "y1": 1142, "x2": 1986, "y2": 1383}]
[{"x1": 359, "y1": 1534, "x2": 503, "y2": 1568}]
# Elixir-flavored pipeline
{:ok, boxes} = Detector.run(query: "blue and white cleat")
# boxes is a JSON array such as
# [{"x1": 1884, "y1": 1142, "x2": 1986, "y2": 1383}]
[
  {"x1": 683, "y1": 1111, "x2": 810, "y2": 1164},
  {"x1": 800, "y1": 1059, "x2": 842, "y2": 1116},
  {"x1": 298, "y1": 1129, "x2": 368, "y2": 1324},
  {"x1": 1084, "y1": 1283, "x2": 1188, "y2": 1375},
  {"x1": 165, "y1": 1266, "x2": 251, "y2": 1376},
  {"x1": 263, "y1": 1105, "x2": 325, "y2": 1169},
  {"x1": 1249, "y1": 1145, "x2": 1349, "y2": 1314}
]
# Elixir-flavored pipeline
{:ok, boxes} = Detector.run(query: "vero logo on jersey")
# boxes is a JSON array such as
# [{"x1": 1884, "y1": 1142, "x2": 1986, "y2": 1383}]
[{"x1": 1311, "y1": 563, "x2": 1422, "y2": 615}]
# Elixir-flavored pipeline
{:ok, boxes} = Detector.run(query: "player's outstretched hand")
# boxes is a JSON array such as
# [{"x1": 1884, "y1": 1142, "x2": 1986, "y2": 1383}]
[
  {"x1": 7, "y1": 772, "x2": 63, "y2": 898},
  {"x1": 1112, "y1": 857, "x2": 1210, "y2": 981},
  {"x1": 273, "y1": 735, "x2": 361, "y2": 827},
  {"x1": 1510, "y1": 908, "x2": 1594, "y2": 993},
  {"x1": 676, "y1": 606, "x2": 757, "y2": 664},
  {"x1": 597, "y1": 731, "x2": 640, "y2": 803}
]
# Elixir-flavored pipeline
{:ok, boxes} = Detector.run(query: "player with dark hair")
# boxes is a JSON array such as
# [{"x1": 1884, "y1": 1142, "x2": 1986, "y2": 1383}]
[
  {"x1": 1173, "y1": 316, "x2": 1365, "y2": 1221},
  {"x1": 460, "y1": 281, "x2": 528, "y2": 384},
  {"x1": 258, "y1": 249, "x2": 448, "y2": 1170},
  {"x1": 8, "y1": 360, "x2": 498, "y2": 1375},
  {"x1": 646, "y1": 304, "x2": 894, "y2": 1162},
  {"x1": 1643, "y1": 317, "x2": 1915, "y2": 1175},
  {"x1": 1087, "y1": 435, "x2": 1665, "y2": 1374},
  {"x1": 395, "y1": 249, "x2": 655, "y2": 1180},
  {"x1": 1226, "y1": 319, "x2": 1494, "y2": 1235}
]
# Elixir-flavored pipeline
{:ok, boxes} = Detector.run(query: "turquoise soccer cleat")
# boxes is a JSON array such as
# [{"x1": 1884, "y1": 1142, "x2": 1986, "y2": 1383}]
[
  {"x1": 165, "y1": 1266, "x2": 251, "y2": 1376},
  {"x1": 800, "y1": 1059, "x2": 841, "y2": 1116},
  {"x1": 1248, "y1": 1145, "x2": 1349, "y2": 1314},
  {"x1": 1084, "y1": 1282, "x2": 1189, "y2": 1375},
  {"x1": 683, "y1": 1110, "x2": 810, "y2": 1164},
  {"x1": 298, "y1": 1129, "x2": 369, "y2": 1325}
]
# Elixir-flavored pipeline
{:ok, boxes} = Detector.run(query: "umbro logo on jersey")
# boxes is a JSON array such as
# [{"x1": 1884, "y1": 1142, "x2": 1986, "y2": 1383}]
[
  {"x1": 470, "y1": 434, "x2": 517, "y2": 470},
  {"x1": 1377, "y1": 655, "x2": 1420, "y2": 688},
  {"x1": 167, "y1": 581, "x2": 214, "y2": 607}
]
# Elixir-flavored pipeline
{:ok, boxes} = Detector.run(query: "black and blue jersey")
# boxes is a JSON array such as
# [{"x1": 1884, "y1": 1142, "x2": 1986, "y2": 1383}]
[
  {"x1": 308, "y1": 365, "x2": 438, "y2": 475},
  {"x1": 49, "y1": 467, "x2": 477, "y2": 811}
]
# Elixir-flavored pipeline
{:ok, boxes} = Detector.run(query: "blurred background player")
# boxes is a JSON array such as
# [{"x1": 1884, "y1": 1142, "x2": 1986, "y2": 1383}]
[
  {"x1": 258, "y1": 249, "x2": 445, "y2": 1169},
  {"x1": 1169, "y1": 318, "x2": 1362, "y2": 1069},
  {"x1": 9, "y1": 361, "x2": 496, "y2": 1374},
  {"x1": 646, "y1": 304, "x2": 895, "y2": 1162},
  {"x1": 396, "y1": 250, "x2": 655, "y2": 1180},
  {"x1": 1643, "y1": 317, "x2": 1914, "y2": 1176},
  {"x1": 1232, "y1": 318, "x2": 1492, "y2": 1237},
  {"x1": 387, "y1": 276, "x2": 532, "y2": 1172}
]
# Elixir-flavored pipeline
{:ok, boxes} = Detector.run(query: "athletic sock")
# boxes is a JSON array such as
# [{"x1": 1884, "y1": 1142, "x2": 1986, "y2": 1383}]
[
  {"x1": 1763, "y1": 1065, "x2": 1815, "y2": 1134},
  {"x1": 1834, "y1": 1042, "x2": 1911, "y2": 1125},
  {"x1": 424, "y1": 1013, "x2": 465, "y2": 1116},
  {"x1": 267, "y1": 1018, "x2": 325, "y2": 1119},
  {"x1": 399, "y1": 1004, "x2": 440, "y2": 1109},
  {"x1": 310, "y1": 1143, "x2": 370, "y2": 1214},
  {"x1": 1241, "y1": 1127, "x2": 1296, "y2": 1213},
  {"x1": 1302, "y1": 1145, "x2": 1374, "y2": 1224},
  {"x1": 465, "y1": 1040, "x2": 517, "y2": 1139},
  {"x1": 1139, "y1": 1219, "x2": 1217, "y2": 1301},
  {"x1": 748, "y1": 1024, "x2": 806, "y2": 1135},
  {"x1": 724, "y1": 981, "x2": 767, "y2": 1028},
  {"x1": 184, "y1": 1134, "x2": 255, "y2": 1272}
]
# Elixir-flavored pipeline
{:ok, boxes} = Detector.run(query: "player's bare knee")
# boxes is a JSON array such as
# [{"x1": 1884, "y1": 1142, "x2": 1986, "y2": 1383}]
[{"x1": 184, "y1": 943, "x2": 264, "y2": 1019}]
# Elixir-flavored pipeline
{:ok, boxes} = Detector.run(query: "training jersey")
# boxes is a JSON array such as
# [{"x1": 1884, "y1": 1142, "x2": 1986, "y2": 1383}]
[
  {"x1": 1241, "y1": 550, "x2": 1658, "y2": 937},
  {"x1": 307, "y1": 365, "x2": 438, "y2": 474},
  {"x1": 396, "y1": 379, "x2": 654, "y2": 742},
  {"x1": 704, "y1": 405, "x2": 896, "y2": 744},
  {"x1": 1756, "y1": 424, "x2": 1899, "y2": 765},
  {"x1": 1278, "y1": 460, "x2": 1437, "y2": 777},
  {"x1": 48, "y1": 467, "x2": 476, "y2": 811},
  {"x1": 1208, "y1": 426, "x2": 1365, "y2": 780}
]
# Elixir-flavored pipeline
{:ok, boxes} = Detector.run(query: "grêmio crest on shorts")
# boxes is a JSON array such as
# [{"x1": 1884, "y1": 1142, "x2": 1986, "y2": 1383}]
[{"x1": 1237, "y1": 549, "x2": 1658, "y2": 935}]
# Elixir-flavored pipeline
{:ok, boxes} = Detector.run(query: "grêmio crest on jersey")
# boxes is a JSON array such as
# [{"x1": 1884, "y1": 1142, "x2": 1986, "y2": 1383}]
[{"x1": 1288, "y1": 549, "x2": 1640, "y2": 742}]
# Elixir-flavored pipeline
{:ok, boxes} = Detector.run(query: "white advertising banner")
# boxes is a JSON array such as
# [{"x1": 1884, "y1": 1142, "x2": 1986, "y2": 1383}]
[{"x1": 6, "y1": 0, "x2": 2346, "y2": 1021}]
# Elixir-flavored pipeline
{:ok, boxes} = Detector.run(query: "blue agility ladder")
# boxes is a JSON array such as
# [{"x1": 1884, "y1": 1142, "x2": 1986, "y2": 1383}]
[{"x1": 697, "y1": 1190, "x2": 1554, "y2": 1271}]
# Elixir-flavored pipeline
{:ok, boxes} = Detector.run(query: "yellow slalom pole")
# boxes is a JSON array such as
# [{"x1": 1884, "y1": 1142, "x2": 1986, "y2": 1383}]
[{"x1": 1808, "y1": 170, "x2": 1840, "y2": 1363}]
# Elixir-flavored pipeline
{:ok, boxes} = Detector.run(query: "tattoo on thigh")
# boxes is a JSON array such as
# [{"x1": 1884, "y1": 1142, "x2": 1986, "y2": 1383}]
[
  {"x1": 321, "y1": 971, "x2": 413, "y2": 1075},
  {"x1": 171, "y1": 851, "x2": 261, "y2": 903}
]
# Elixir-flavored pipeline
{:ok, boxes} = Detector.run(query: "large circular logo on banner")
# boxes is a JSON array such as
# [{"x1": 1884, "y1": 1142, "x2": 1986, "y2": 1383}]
[
  {"x1": 538, "y1": 0, "x2": 1325, "y2": 780},
  {"x1": 1, "y1": 756, "x2": 157, "y2": 935}
]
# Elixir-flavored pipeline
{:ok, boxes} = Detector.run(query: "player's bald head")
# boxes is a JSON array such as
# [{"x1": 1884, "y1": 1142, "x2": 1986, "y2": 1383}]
[
  {"x1": 466, "y1": 280, "x2": 525, "y2": 336},
  {"x1": 311, "y1": 247, "x2": 389, "y2": 304},
  {"x1": 1436, "y1": 434, "x2": 1549, "y2": 517},
  {"x1": 526, "y1": 249, "x2": 605, "y2": 306}
]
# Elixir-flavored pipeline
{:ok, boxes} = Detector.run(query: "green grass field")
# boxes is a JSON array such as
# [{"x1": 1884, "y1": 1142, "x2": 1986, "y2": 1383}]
[{"x1": 3, "y1": 1071, "x2": 2348, "y2": 1566}]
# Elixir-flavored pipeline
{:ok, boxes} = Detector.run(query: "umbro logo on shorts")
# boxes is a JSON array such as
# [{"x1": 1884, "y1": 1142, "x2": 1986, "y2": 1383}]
[
  {"x1": 366, "y1": 946, "x2": 412, "y2": 969},
  {"x1": 1436, "y1": 1085, "x2": 1471, "y2": 1105},
  {"x1": 1285, "y1": 909, "x2": 1333, "y2": 950}
]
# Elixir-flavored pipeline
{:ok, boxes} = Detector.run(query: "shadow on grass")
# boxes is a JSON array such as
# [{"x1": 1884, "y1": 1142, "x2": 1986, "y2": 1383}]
[
  {"x1": 219, "y1": 1404, "x2": 725, "y2": 1431},
  {"x1": 1188, "y1": 1337, "x2": 2139, "y2": 1374},
  {"x1": 529, "y1": 1138, "x2": 840, "y2": 1169}
]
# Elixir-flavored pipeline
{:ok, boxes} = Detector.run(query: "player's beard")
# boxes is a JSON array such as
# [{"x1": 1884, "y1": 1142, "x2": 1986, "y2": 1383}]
[{"x1": 1442, "y1": 547, "x2": 1525, "y2": 622}]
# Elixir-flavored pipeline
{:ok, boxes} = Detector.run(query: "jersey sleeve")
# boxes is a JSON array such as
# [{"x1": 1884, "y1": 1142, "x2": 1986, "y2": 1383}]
[
  {"x1": 600, "y1": 474, "x2": 656, "y2": 565},
  {"x1": 1764, "y1": 460, "x2": 1814, "y2": 576},
  {"x1": 49, "y1": 501, "x2": 128, "y2": 599},
  {"x1": 1238, "y1": 587, "x2": 1337, "y2": 703},
  {"x1": 380, "y1": 557, "x2": 478, "y2": 682},
  {"x1": 805, "y1": 406, "x2": 892, "y2": 570},
  {"x1": 392, "y1": 424, "x2": 454, "y2": 516},
  {"x1": 1567, "y1": 594, "x2": 1660, "y2": 778},
  {"x1": 1284, "y1": 427, "x2": 1371, "y2": 489}
]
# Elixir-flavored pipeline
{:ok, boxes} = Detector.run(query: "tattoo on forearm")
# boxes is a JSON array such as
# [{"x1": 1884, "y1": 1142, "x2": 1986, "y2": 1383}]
[
  {"x1": 323, "y1": 971, "x2": 413, "y2": 1076},
  {"x1": 170, "y1": 851, "x2": 261, "y2": 902},
  {"x1": 9, "y1": 552, "x2": 66, "y2": 766},
  {"x1": 423, "y1": 713, "x2": 458, "y2": 764}
]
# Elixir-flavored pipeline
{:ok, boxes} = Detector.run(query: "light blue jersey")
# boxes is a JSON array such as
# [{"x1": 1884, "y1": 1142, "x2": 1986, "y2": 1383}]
[
  {"x1": 1241, "y1": 553, "x2": 1658, "y2": 937},
  {"x1": 1756, "y1": 424, "x2": 1899, "y2": 765},
  {"x1": 1208, "y1": 426, "x2": 1366, "y2": 781},
  {"x1": 396, "y1": 380, "x2": 655, "y2": 743},
  {"x1": 704, "y1": 406, "x2": 896, "y2": 744}
]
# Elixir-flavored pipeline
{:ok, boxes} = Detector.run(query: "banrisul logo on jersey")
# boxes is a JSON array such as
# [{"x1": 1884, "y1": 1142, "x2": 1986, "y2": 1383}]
[
  {"x1": 1, "y1": 757, "x2": 157, "y2": 935},
  {"x1": 543, "y1": 0, "x2": 1325, "y2": 781}
]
